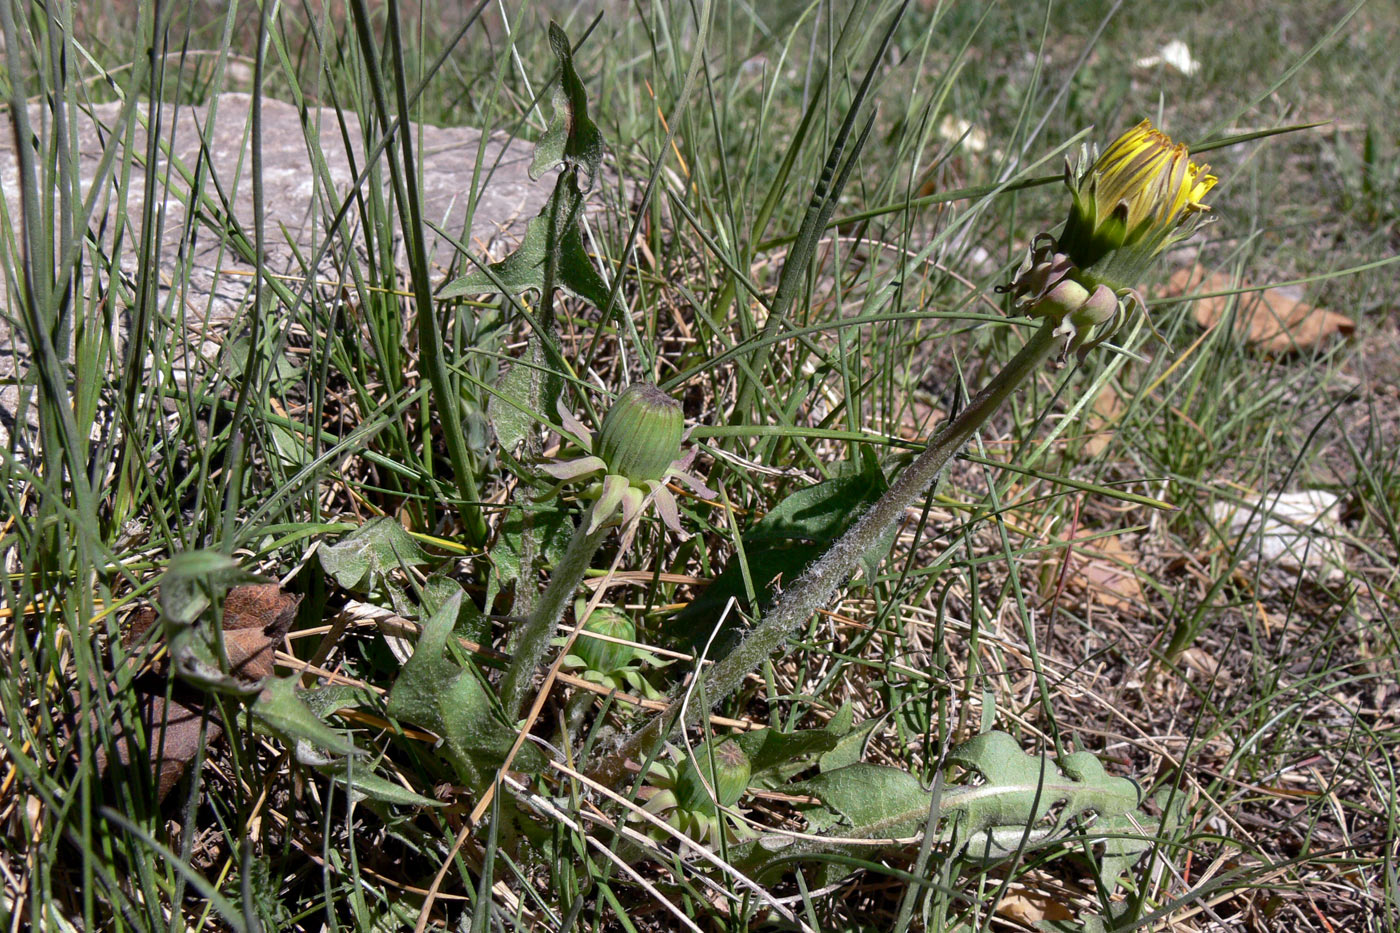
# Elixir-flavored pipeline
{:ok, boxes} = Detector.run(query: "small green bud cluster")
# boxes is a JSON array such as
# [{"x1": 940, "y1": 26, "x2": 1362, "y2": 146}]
[
  {"x1": 637, "y1": 739, "x2": 755, "y2": 848},
  {"x1": 540, "y1": 383, "x2": 710, "y2": 537},
  {"x1": 1000, "y1": 235, "x2": 1133, "y2": 358}
]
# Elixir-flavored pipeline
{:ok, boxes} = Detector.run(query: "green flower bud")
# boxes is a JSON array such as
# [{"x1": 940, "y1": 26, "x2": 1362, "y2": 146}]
[
  {"x1": 675, "y1": 739, "x2": 751, "y2": 814},
  {"x1": 596, "y1": 384, "x2": 684, "y2": 483},
  {"x1": 575, "y1": 607, "x2": 636, "y2": 675},
  {"x1": 1068, "y1": 282, "x2": 1119, "y2": 330},
  {"x1": 1039, "y1": 277, "x2": 1091, "y2": 320}
]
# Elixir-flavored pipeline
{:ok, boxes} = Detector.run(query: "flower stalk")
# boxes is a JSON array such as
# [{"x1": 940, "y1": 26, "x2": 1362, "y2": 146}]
[
  {"x1": 502, "y1": 383, "x2": 705, "y2": 719},
  {"x1": 500, "y1": 520, "x2": 611, "y2": 719}
]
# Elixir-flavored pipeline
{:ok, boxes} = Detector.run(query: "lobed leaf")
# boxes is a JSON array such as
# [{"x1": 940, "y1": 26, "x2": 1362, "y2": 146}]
[
  {"x1": 319, "y1": 517, "x2": 429, "y2": 593},
  {"x1": 735, "y1": 703, "x2": 855, "y2": 788},
  {"x1": 253, "y1": 676, "x2": 362, "y2": 760},
  {"x1": 781, "y1": 732, "x2": 1148, "y2": 882},
  {"x1": 791, "y1": 763, "x2": 931, "y2": 838},
  {"x1": 440, "y1": 177, "x2": 609, "y2": 308},
  {"x1": 941, "y1": 732, "x2": 1144, "y2": 861},
  {"x1": 253, "y1": 680, "x2": 441, "y2": 808},
  {"x1": 385, "y1": 591, "x2": 542, "y2": 787},
  {"x1": 529, "y1": 22, "x2": 604, "y2": 186}
]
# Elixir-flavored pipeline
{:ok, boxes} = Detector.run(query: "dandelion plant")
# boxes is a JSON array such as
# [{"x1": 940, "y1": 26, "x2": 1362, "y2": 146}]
[{"x1": 596, "y1": 119, "x2": 1221, "y2": 782}]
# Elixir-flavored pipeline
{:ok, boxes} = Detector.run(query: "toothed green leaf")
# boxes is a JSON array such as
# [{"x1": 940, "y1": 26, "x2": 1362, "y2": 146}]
[
  {"x1": 440, "y1": 177, "x2": 609, "y2": 308},
  {"x1": 776, "y1": 732, "x2": 1147, "y2": 893},
  {"x1": 529, "y1": 22, "x2": 603, "y2": 186},
  {"x1": 735, "y1": 703, "x2": 855, "y2": 788},
  {"x1": 386, "y1": 591, "x2": 542, "y2": 788},
  {"x1": 790, "y1": 763, "x2": 931, "y2": 838},
  {"x1": 327, "y1": 766, "x2": 443, "y2": 809},
  {"x1": 941, "y1": 732, "x2": 1144, "y2": 862},
  {"x1": 254, "y1": 682, "x2": 441, "y2": 808},
  {"x1": 253, "y1": 676, "x2": 362, "y2": 760},
  {"x1": 319, "y1": 517, "x2": 428, "y2": 593},
  {"x1": 487, "y1": 337, "x2": 564, "y2": 452}
]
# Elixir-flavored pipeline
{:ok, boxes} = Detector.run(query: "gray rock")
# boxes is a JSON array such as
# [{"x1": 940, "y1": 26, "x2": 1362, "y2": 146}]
[{"x1": 0, "y1": 92, "x2": 582, "y2": 449}]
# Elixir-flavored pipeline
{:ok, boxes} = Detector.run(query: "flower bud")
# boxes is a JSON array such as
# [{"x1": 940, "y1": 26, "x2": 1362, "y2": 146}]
[
  {"x1": 1039, "y1": 277, "x2": 1091, "y2": 320},
  {"x1": 596, "y1": 384, "x2": 684, "y2": 483},
  {"x1": 575, "y1": 607, "x2": 636, "y2": 675},
  {"x1": 675, "y1": 739, "x2": 751, "y2": 814},
  {"x1": 1060, "y1": 120, "x2": 1216, "y2": 290},
  {"x1": 1020, "y1": 246, "x2": 1074, "y2": 305},
  {"x1": 1068, "y1": 283, "x2": 1119, "y2": 331},
  {"x1": 999, "y1": 238, "x2": 1075, "y2": 312}
]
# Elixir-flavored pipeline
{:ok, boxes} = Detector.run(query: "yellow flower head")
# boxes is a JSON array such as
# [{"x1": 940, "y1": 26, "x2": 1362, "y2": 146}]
[{"x1": 1060, "y1": 120, "x2": 1217, "y2": 288}]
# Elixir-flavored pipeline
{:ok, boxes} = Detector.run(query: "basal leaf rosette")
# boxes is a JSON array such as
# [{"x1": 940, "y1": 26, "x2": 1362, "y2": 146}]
[
  {"x1": 1002, "y1": 120, "x2": 1218, "y2": 357},
  {"x1": 540, "y1": 384, "x2": 715, "y2": 535}
]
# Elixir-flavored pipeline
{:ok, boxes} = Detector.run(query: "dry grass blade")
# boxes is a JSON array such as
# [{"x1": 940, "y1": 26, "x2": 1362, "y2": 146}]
[
  {"x1": 549, "y1": 761, "x2": 815, "y2": 932},
  {"x1": 500, "y1": 772, "x2": 704, "y2": 933}
]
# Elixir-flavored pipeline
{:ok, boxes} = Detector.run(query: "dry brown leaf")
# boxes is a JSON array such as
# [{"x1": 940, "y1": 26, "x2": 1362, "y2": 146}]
[
  {"x1": 1166, "y1": 264, "x2": 1355, "y2": 354},
  {"x1": 220, "y1": 583, "x2": 302, "y2": 683},
  {"x1": 996, "y1": 890, "x2": 1074, "y2": 927},
  {"x1": 91, "y1": 685, "x2": 224, "y2": 802},
  {"x1": 94, "y1": 583, "x2": 300, "y2": 802},
  {"x1": 1069, "y1": 536, "x2": 1143, "y2": 612},
  {"x1": 124, "y1": 605, "x2": 159, "y2": 648},
  {"x1": 1178, "y1": 646, "x2": 1233, "y2": 686},
  {"x1": 125, "y1": 583, "x2": 301, "y2": 684}
]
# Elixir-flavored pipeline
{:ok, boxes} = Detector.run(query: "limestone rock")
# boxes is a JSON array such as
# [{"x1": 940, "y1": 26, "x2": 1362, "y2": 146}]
[{"x1": 0, "y1": 93, "x2": 579, "y2": 448}]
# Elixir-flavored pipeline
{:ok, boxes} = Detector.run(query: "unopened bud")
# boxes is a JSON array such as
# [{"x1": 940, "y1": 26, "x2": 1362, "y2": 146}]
[
  {"x1": 675, "y1": 739, "x2": 751, "y2": 813},
  {"x1": 575, "y1": 607, "x2": 636, "y2": 675},
  {"x1": 1069, "y1": 283, "x2": 1119, "y2": 330},
  {"x1": 596, "y1": 384, "x2": 684, "y2": 483},
  {"x1": 1040, "y1": 277, "x2": 1091, "y2": 319}
]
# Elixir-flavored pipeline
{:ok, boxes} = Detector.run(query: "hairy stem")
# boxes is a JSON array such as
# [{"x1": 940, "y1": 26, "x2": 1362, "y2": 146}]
[
  {"x1": 591, "y1": 321, "x2": 1061, "y2": 783},
  {"x1": 501, "y1": 519, "x2": 610, "y2": 719}
]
